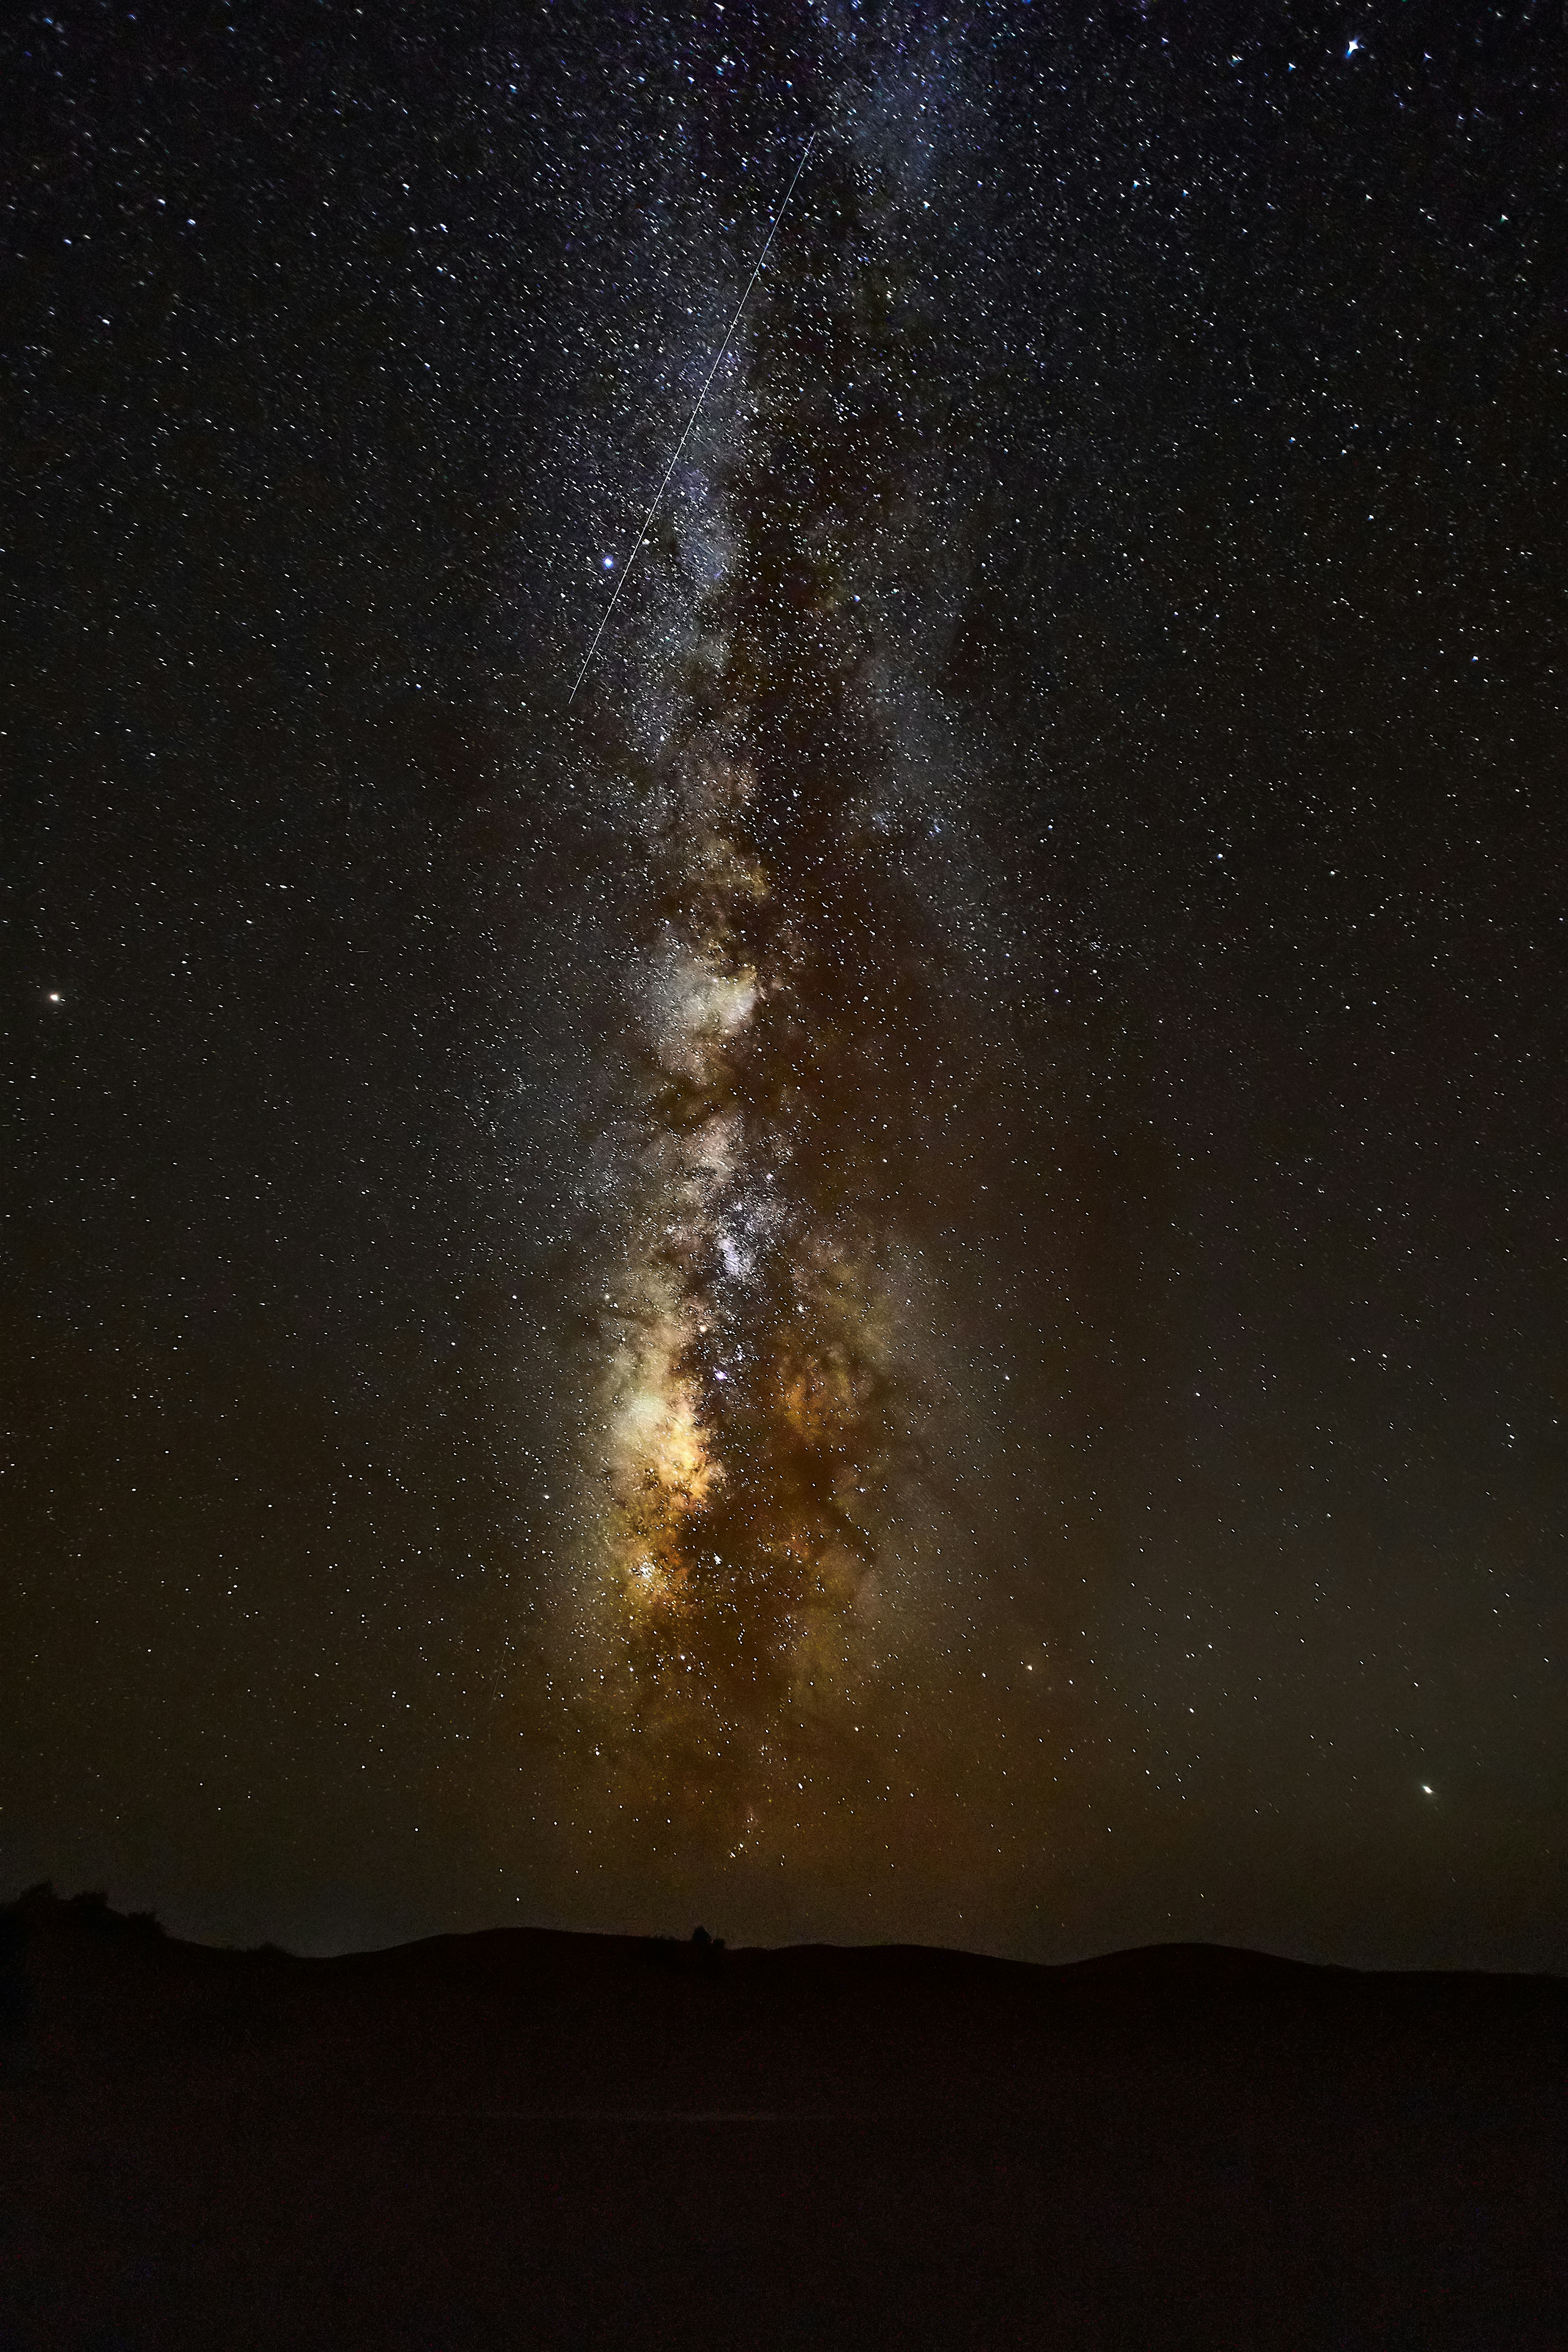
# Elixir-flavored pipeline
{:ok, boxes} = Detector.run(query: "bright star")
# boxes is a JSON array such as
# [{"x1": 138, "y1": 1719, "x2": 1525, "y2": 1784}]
[
  {"x1": 1345, "y1": 37, "x2": 1361, "y2": 55},
  {"x1": 1421, "y1": 1783, "x2": 1433, "y2": 1795}
]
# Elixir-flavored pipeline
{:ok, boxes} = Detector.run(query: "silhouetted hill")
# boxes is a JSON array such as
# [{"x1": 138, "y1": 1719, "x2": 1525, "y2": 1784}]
[{"x1": 4, "y1": 1887, "x2": 1565, "y2": 2348}]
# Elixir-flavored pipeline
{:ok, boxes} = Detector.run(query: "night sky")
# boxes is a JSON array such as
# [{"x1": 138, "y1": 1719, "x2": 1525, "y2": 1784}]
[{"x1": 7, "y1": 0, "x2": 1566, "y2": 1968}]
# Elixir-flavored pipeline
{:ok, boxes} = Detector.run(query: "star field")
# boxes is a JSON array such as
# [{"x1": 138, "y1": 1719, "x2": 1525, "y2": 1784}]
[{"x1": 5, "y1": 0, "x2": 1565, "y2": 1965}]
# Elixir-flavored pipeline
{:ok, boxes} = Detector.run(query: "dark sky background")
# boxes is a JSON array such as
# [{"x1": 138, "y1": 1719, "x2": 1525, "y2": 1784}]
[{"x1": 6, "y1": 0, "x2": 1566, "y2": 1968}]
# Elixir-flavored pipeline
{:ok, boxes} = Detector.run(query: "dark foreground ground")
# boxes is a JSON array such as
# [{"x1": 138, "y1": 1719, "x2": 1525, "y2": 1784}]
[{"x1": 2, "y1": 1890, "x2": 1564, "y2": 2350}]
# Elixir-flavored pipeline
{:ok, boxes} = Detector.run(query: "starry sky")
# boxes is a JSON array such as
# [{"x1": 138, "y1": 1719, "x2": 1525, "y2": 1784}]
[{"x1": 7, "y1": 0, "x2": 1566, "y2": 1967}]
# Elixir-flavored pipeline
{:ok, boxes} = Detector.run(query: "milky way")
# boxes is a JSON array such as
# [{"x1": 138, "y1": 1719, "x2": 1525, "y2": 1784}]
[{"x1": 558, "y1": 83, "x2": 988, "y2": 1842}]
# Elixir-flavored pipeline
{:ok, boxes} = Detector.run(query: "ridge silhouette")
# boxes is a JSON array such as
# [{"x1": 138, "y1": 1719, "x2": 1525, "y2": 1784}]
[{"x1": 5, "y1": 1887, "x2": 1565, "y2": 2348}]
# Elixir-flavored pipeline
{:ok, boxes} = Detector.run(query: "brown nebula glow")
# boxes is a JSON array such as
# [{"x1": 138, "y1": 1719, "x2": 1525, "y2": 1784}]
[{"x1": 562, "y1": 137, "x2": 964, "y2": 1838}]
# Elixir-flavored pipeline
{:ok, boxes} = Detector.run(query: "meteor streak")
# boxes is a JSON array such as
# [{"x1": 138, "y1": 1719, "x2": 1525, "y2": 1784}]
[{"x1": 568, "y1": 131, "x2": 818, "y2": 702}]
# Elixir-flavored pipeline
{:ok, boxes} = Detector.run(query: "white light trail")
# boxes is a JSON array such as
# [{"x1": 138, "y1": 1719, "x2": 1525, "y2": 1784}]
[{"x1": 568, "y1": 131, "x2": 818, "y2": 703}]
